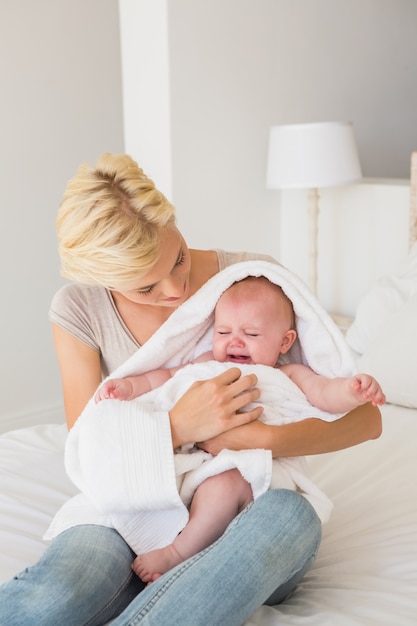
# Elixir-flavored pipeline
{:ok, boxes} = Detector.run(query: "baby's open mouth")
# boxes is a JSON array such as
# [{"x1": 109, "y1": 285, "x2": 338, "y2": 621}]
[{"x1": 226, "y1": 354, "x2": 251, "y2": 363}]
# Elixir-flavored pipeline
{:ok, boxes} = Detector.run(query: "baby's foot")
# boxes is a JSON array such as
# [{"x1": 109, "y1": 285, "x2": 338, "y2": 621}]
[{"x1": 132, "y1": 544, "x2": 184, "y2": 583}]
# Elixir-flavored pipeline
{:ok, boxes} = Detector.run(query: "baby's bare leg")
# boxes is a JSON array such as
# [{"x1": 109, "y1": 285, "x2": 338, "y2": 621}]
[{"x1": 132, "y1": 469, "x2": 253, "y2": 583}]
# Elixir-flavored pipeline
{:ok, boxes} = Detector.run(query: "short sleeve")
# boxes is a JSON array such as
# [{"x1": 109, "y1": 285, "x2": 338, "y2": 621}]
[{"x1": 49, "y1": 284, "x2": 100, "y2": 352}]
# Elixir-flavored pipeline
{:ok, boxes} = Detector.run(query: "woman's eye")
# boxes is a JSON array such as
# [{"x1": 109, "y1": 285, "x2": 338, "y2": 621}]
[
  {"x1": 176, "y1": 251, "x2": 186, "y2": 266},
  {"x1": 137, "y1": 286, "x2": 155, "y2": 296}
]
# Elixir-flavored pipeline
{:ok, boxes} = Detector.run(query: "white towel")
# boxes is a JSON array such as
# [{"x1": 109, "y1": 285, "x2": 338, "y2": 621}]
[
  {"x1": 47, "y1": 261, "x2": 356, "y2": 554},
  {"x1": 160, "y1": 360, "x2": 347, "y2": 528},
  {"x1": 97, "y1": 260, "x2": 356, "y2": 379}
]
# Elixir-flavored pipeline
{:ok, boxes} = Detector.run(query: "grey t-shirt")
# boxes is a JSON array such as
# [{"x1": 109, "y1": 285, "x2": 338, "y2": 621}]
[{"x1": 49, "y1": 249, "x2": 278, "y2": 378}]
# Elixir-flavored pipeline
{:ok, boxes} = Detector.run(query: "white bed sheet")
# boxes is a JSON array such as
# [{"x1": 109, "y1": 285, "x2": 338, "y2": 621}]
[{"x1": 0, "y1": 404, "x2": 416, "y2": 625}]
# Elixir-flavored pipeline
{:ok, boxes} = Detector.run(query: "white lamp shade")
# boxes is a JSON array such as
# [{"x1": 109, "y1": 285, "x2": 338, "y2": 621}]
[{"x1": 266, "y1": 121, "x2": 362, "y2": 189}]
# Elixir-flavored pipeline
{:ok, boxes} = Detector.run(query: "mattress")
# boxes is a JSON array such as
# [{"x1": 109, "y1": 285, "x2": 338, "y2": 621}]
[{"x1": 1, "y1": 403, "x2": 416, "y2": 625}]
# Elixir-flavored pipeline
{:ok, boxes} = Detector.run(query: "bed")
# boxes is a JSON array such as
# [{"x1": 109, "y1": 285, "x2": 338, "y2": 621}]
[{"x1": 1, "y1": 156, "x2": 417, "y2": 625}]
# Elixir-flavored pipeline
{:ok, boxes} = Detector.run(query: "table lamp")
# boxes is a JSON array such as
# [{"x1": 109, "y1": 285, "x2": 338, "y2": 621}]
[{"x1": 266, "y1": 121, "x2": 362, "y2": 295}]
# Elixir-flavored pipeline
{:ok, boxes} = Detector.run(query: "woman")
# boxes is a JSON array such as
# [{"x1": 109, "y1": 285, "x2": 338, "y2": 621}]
[{"x1": 0, "y1": 153, "x2": 381, "y2": 626}]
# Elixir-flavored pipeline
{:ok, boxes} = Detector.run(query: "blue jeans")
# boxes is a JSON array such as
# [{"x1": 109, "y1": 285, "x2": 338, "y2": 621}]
[{"x1": 0, "y1": 490, "x2": 321, "y2": 626}]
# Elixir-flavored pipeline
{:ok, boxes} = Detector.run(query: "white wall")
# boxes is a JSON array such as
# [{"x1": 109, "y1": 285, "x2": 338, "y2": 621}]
[
  {"x1": 279, "y1": 180, "x2": 410, "y2": 316},
  {"x1": 2, "y1": 1, "x2": 416, "y2": 429},
  {"x1": 0, "y1": 0, "x2": 124, "y2": 430},
  {"x1": 121, "y1": 0, "x2": 417, "y2": 307},
  {"x1": 119, "y1": 0, "x2": 172, "y2": 196}
]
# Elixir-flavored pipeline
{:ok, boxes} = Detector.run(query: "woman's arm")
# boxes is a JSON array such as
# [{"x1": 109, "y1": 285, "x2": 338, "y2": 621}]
[
  {"x1": 52, "y1": 323, "x2": 102, "y2": 429},
  {"x1": 198, "y1": 403, "x2": 382, "y2": 457}
]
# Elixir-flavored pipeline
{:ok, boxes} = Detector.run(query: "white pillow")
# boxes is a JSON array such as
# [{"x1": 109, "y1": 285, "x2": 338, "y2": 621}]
[
  {"x1": 345, "y1": 278, "x2": 405, "y2": 354},
  {"x1": 358, "y1": 296, "x2": 417, "y2": 408},
  {"x1": 346, "y1": 243, "x2": 417, "y2": 355}
]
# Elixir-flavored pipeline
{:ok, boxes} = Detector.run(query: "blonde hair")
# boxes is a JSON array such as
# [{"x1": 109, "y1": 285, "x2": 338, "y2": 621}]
[{"x1": 57, "y1": 153, "x2": 176, "y2": 288}]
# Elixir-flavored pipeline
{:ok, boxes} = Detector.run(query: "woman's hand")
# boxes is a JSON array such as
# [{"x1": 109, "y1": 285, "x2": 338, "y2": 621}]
[{"x1": 169, "y1": 367, "x2": 263, "y2": 449}]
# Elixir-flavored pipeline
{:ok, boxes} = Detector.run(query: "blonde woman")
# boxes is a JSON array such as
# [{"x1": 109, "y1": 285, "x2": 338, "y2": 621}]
[{"x1": 0, "y1": 154, "x2": 381, "y2": 626}]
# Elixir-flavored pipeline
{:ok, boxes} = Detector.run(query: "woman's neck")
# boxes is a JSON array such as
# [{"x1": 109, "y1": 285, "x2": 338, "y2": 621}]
[{"x1": 111, "y1": 249, "x2": 219, "y2": 345}]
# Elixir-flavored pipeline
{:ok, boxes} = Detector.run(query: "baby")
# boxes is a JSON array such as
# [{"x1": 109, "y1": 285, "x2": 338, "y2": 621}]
[{"x1": 96, "y1": 276, "x2": 385, "y2": 582}]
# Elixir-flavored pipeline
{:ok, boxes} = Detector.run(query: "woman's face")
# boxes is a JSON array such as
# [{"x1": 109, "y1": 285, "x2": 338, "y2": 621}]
[{"x1": 113, "y1": 227, "x2": 192, "y2": 307}]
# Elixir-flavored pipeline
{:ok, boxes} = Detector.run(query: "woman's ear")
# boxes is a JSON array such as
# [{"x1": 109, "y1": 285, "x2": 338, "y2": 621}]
[{"x1": 280, "y1": 329, "x2": 297, "y2": 354}]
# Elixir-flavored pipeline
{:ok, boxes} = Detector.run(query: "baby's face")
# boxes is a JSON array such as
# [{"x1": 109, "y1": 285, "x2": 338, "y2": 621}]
[{"x1": 212, "y1": 281, "x2": 295, "y2": 367}]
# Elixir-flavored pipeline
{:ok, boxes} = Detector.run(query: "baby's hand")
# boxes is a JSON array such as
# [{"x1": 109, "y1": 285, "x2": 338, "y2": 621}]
[
  {"x1": 350, "y1": 374, "x2": 386, "y2": 406},
  {"x1": 94, "y1": 378, "x2": 133, "y2": 403}
]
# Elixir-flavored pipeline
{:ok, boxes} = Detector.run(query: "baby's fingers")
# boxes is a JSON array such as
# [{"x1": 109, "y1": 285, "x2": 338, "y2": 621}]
[
  {"x1": 361, "y1": 376, "x2": 386, "y2": 406},
  {"x1": 370, "y1": 387, "x2": 386, "y2": 406}
]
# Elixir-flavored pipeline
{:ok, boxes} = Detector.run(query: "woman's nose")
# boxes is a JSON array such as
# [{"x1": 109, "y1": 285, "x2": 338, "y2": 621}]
[{"x1": 160, "y1": 275, "x2": 184, "y2": 298}]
